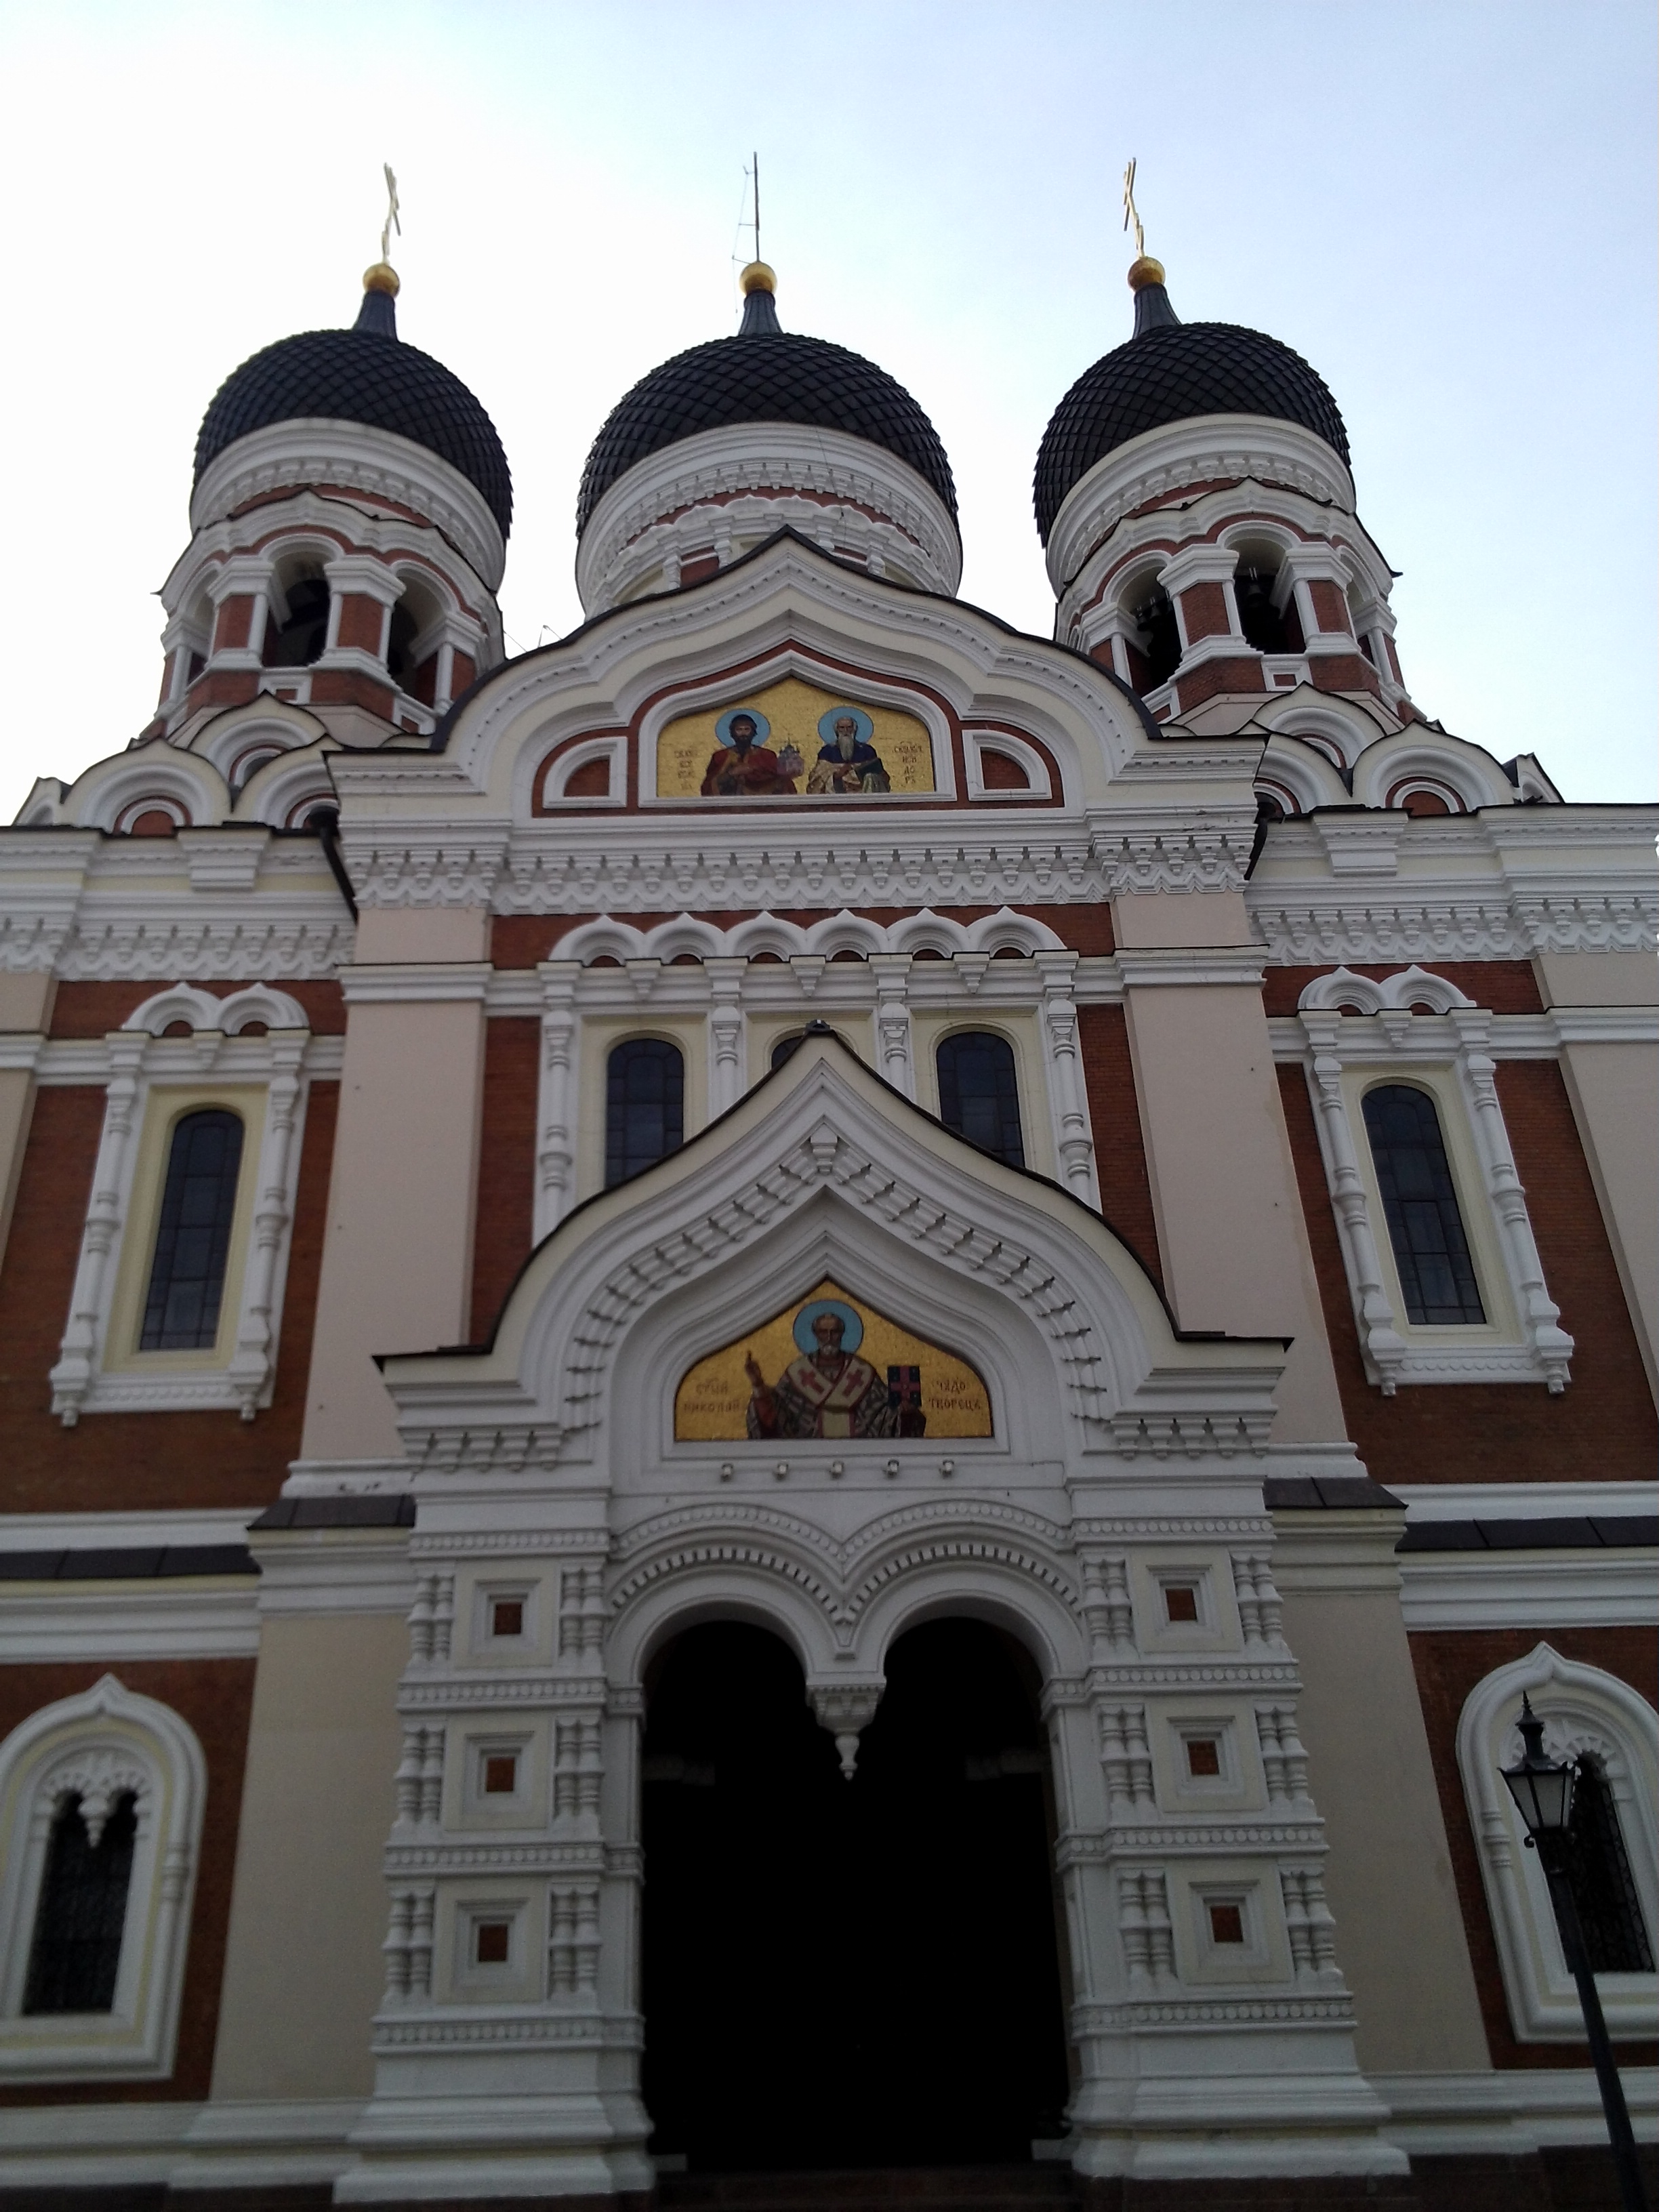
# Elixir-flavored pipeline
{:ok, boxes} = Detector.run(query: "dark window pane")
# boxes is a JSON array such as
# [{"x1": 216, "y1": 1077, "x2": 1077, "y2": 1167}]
[
  {"x1": 1361, "y1": 1085, "x2": 1485, "y2": 1326},
  {"x1": 140, "y1": 1109, "x2": 245, "y2": 1350},
  {"x1": 771, "y1": 1033, "x2": 804, "y2": 1071},
  {"x1": 606, "y1": 1040, "x2": 685, "y2": 1187},
  {"x1": 23, "y1": 1792, "x2": 138, "y2": 2015},
  {"x1": 937, "y1": 1033, "x2": 1025, "y2": 1170},
  {"x1": 1568, "y1": 1755, "x2": 1655, "y2": 1973}
]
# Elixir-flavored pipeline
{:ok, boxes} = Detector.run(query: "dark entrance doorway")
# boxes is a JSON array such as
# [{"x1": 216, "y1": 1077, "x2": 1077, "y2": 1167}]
[{"x1": 640, "y1": 1617, "x2": 1070, "y2": 2171}]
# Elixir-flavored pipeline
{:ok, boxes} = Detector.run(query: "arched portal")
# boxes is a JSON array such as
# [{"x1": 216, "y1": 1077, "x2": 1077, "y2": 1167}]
[{"x1": 640, "y1": 1617, "x2": 1070, "y2": 2173}]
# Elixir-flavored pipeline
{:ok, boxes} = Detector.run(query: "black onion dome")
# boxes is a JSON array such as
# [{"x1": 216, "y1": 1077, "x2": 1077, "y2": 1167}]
[
  {"x1": 577, "y1": 285, "x2": 955, "y2": 533},
  {"x1": 1034, "y1": 281, "x2": 1347, "y2": 546},
  {"x1": 194, "y1": 288, "x2": 512, "y2": 537}
]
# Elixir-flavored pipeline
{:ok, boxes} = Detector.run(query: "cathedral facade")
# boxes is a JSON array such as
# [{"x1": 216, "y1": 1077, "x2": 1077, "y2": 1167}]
[{"x1": 0, "y1": 239, "x2": 1653, "y2": 2209}]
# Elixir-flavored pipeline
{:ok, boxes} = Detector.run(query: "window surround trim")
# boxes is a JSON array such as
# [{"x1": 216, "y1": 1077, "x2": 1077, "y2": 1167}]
[
  {"x1": 48, "y1": 984, "x2": 312, "y2": 1426},
  {"x1": 0, "y1": 1675, "x2": 206, "y2": 2080},
  {"x1": 1294, "y1": 968, "x2": 1572, "y2": 1393},
  {"x1": 1455, "y1": 1643, "x2": 1658, "y2": 2042}
]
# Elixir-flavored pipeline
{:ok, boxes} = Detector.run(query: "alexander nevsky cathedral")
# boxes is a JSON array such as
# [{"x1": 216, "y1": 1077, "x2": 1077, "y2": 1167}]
[{"x1": 0, "y1": 186, "x2": 1653, "y2": 2212}]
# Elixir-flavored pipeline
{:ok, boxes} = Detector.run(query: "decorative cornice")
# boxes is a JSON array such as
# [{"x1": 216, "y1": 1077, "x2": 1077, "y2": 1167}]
[
  {"x1": 1047, "y1": 415, "x2": 1357, "y2": 598},
  {"x1": 576, "y1": 422, "x2": 962, "y2": 614},
  {"x1": 190, "y1": 417, "x2": 506, "y2": 592}
]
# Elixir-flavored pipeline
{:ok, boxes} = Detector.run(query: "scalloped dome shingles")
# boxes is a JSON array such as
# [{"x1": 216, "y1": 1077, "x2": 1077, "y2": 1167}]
[
  {"x1": 194, "y1": 329, "x2": 513, "y2": 538},
  {"x1": 1034, "y1": 321, "x2": 1349, "y2": 546},
  {"x1": 577, "y1": 331, "x2": 956, "y2": 534}
]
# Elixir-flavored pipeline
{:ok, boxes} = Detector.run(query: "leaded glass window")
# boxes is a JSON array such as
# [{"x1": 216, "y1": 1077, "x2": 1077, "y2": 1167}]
[
  {"x1": 140, "y1": 1109, "x2": 245, "y2": 1350},
  {"x1": 606, "y1": 1040, "x2": 684, "y2": 1187},
  {"x1": 937, "y1": 1032, "x2": 1025, "y2": 1170},
  {"x1": 1361, "y1": 1084, "x2": 1485, "y2": 1325},
  {"x1": 22, "y1": 1791, "x2": 137, "y2": 2015},
  {"x1": 1568, "y1": 1755, "x2": 1656, "y2": 1973}
]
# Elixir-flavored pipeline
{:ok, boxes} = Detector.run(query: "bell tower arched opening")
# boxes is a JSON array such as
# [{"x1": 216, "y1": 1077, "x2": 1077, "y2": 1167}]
[{"x1": 640, "y1": 1616, "x2": 1069, "y2": 2174}]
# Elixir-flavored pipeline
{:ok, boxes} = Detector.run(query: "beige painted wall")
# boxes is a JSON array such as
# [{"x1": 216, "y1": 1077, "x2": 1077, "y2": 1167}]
[
  {"x1": 1534, "y1": 953, "x2": 1658, "y2": 1402},
  {"x1": 211, "y1": 1612, "x2": 407, "y2": 2102},
  {"x1": 1278, "y1": 1551, "x2": 1490, "y2": 2074},
  {"x1": 302, "y1": 907, "x2": 490, "y2": 1461},
  {"x1": 1122, "y1": 977, "x2": 1347, "y2": 1443},
  {"x1": 0, "y1": 972, "x2": 54, "y2": 1270}
]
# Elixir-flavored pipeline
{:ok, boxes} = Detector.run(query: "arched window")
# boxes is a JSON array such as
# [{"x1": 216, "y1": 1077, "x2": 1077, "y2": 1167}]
[
  {"x1": 1456, "y1": 1645, "x2": 1658, "y2": 2043},
  {"x1": 771, "y1": 1033, "x2": 805, "y2": 1071},
  {"x1": 0, "y1": 1675, "x2": 207, "y2": 2078},
  {"x1": 23, "y1": 1793, "x2": 138, "y2": 2015},
  {"x1": 140, "y1": 1109, "x2": 245, "y2": 1351},
  {"x1": 605, "y1": 1040, "x2": 684, "y2": 1187},
  {"x1": 937, "y1": 1033, "x2": 1025, "y2": 1170},
  {"x1": 1128, "y1": 582, "x2": 1181, "y2": 689},
  {"x1": 1568, "y1": 1755, "x2": 1656, "y2": 1974},
  {"x1": 1360, "y1": 1084, "x2": 1484, "y2": 1325},
  {"x1": 264, "y1": 574, "x2": 330, "y2": 668}
]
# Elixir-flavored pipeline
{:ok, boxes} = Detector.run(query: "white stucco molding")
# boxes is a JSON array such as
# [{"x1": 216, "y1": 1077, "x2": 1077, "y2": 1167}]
[
  {"x1": 575, "y1": 422, "x2": 963, "y2": 613},
  {"x1": 381, "y1": 1035, "x2": 1284, "y2": 1489},
  {"x1": 1292, "y1": 981, "x2": 1573, "y2": 1393},
  {"x1": 1455, "y1": 1644, "x2": 1658, "y2": 2042},
  {"x1": 1046, "y1": 415, "x2": 1357, "y2": 598},
  {"x1": 47, "y1": 994, "x2": 313, "y2": 1425},
  {"x1": 0, "y1": 1676, "x2": 207, "y2": 2081},
  {"x1": 190, "y1": 419, "x2": 506, "y2": 593}
]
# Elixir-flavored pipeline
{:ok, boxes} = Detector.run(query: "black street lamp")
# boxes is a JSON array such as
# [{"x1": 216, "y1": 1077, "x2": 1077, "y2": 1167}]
[{"x1": 1500, "y1": 1695, "x2": 1649, "y2": 2212}]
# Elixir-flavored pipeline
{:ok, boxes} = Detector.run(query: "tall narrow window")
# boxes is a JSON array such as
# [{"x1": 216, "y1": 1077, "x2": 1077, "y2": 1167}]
[
  {"x1": 1361, "y1": 1084, "x2": 1485, "y2": 1325},
  {"x1": 140, "y1": 1109, "x2": 245, "y2": 1351},
  {"x1": 22, "y1": 1791, "x2": 138, "y2": 2015},
  {"x1": 937, "y1": 1032, "x2": 1025, "y2": 1170},
  {"x1": 606, "y1": 1040, "x2": 684, "y2": 1187},
  {"x1": 1568, "y1": 1756, "x2": 1656, "y2": 1973}
]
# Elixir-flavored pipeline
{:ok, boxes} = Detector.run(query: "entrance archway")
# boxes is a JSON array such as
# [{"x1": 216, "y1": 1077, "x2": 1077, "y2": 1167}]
[{"x1": 640, "y1": 1617, "x2": 1071, "y2": 2171}]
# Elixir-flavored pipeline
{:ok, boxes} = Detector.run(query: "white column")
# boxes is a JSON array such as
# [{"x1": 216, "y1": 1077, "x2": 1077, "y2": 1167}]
[
  {"x1": 1036, "y1": 949, "x2": 1100, "y2": 1205},
  {"x1": 706, "y1": 957, "x2": 747, "y2": 1117},
  {"x1": 1452, "y1": 1009, "x2": 1574, "y2": 1391},
  {"x1": 869, "y1": 954, "x2": 914, "y2": 1097},
  {"x1": 535, "y1": 960, "x2": 581, "y2": 1242},
  {"x1": 49, "y1": 1030, "x2": 148, "y2": 1425},
  {"x1": 227, "y1": 1031, "x2": 307, "y2": 1419}
]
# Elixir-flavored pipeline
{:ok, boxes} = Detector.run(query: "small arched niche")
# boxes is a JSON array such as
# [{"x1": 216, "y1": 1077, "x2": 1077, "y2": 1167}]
[
  {"x1": 674, "y1": 1277, "x2": 991, "y2": 1442},
  {"x1": 386, "y1": 573, "x2": 446, "y2": 697}
]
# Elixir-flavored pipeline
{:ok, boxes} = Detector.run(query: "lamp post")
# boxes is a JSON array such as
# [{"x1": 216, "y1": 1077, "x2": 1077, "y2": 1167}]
[{"x1": 1500, "y1": 1694, "x2": 1649, "y2": 2212}]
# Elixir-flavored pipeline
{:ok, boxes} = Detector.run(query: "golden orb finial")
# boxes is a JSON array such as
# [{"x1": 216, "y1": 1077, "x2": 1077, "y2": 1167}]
[
  {"x1": 363, "y1": 261, "x2": 401, "y2": 298},
  {"x1": 1127, "y1": 254, "x2": 1166, "y2": 293},
  {"x1": 739, "y1": 260, "x2": 776, "y2": 297}
]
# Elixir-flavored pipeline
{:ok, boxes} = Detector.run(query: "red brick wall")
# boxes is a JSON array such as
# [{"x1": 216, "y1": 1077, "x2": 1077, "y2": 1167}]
[
  {"x1": 1174, "y1": 655, "x2": 1267, "y2": 710},
  {"x1": 333, "y1": 594, "x2": 384, "y2": 655},
  {"x1": 489, "y1": 905, "x2": 1115, "y2": 969},
  {"x1": 1261, "y1": 963, "x2": 1544, "y2": 1017},
  {"x1": 0, "y1": 1082, "x2": 337, "y2": 1513},
  {"x1": 1078, "y1": 1004, "x2": 1163, "y2": 1291},
  {"x1": 1409, "y1": 1626, "x2": 1658, "y2": 2068},
  {"x1": 1307, "y1": 578, "x2": 1352, "y2": 635},
  {"x1": 0, "y1": 1656, "x2": 257, "y2": 2104},
  {"x1": 49, "y1": 980, "x2": 346, "y2": 1039},
  {"x1": 1176, "y1": 580, "x2": 1231, "y2": 642},
  {"x1": 470, "y1": 1019, "x2": 539, "y2": 1343},
  {"x1": 1277, "y1": 1061, "x2": 1655, "y2": 1484}
]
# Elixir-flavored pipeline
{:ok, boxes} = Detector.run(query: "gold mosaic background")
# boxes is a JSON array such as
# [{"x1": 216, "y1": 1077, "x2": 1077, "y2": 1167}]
[
  {"x1": 655, "y1": 676, "x2": 936, "y2": 798},
  {"x1": 674, "y1": 1277, "x2": 993, "y2": 1439}
]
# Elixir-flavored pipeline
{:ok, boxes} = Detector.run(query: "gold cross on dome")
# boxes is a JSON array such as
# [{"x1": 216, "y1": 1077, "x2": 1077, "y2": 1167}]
[
  {"x1": 1122, "y1": 157, "x2": 1144, "y2": 258},
  {"x1": 381, "y1": 163, "x2": 401, "y2": 263}
]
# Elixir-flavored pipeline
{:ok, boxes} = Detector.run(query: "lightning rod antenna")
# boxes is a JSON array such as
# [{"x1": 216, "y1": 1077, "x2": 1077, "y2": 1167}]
[{"x1": 752, "y1": 152, "x2": 760, "y2": 266}]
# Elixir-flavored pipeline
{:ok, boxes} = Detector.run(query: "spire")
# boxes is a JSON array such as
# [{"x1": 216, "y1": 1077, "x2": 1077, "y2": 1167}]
[
  {"x1": 738, "y1": 259, "x2": 780, "y2": 335},
  {"x1": 355, "y1": 261, "x2": 400, "y2": 337},
  {"x1": 1121, "y1": 156, "x2": 1179, "y2": 335},
  {"x1": 355, "y1": 163, "x2": 402, "y2": 335},
  {"x1": 1128, "y1": 254, "x2": 1179, "y2": 336}
]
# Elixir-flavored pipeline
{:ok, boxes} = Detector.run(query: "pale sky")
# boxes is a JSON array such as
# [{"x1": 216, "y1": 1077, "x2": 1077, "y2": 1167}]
[{"x1": 0, "y1": 1, "x2": 1652, "y2": 820}]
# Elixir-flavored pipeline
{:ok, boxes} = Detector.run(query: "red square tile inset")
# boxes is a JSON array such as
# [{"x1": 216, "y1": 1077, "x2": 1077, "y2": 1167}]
[
  {"x1": 1187, "y1": 1738, "x2": 1221, "y2": 1778},
  {"x1": 483, "y1": 1755, "x2": 518, "y2": 1795},
  {"x1": 1208, "y1": 1902, "x2": 1245, "y2": 1945},
  {"x1": 474, "y1": 1920, "x2": 511, "y2": 1965},
  {"x1": 1164, "y1": 1585, "x2": 1200, "y2": 1624},
  {"x1": 491, "y1": 1599, "x2": 525, "y2": 1637}
]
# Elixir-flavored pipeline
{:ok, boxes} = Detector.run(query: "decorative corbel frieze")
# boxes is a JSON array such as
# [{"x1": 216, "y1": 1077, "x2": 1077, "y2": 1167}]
[{"x1": 807, "y1": 1681, "x2": 886, "y2": 1780}]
